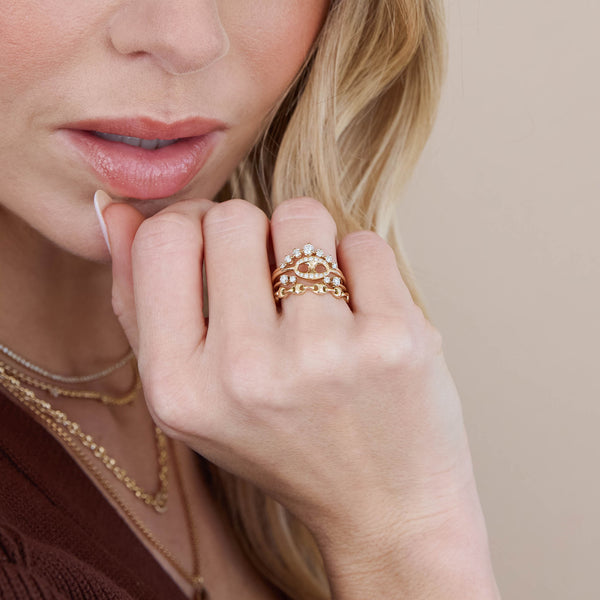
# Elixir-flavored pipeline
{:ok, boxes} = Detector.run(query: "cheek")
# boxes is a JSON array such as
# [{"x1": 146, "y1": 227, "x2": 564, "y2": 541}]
[
  {"x1": 0, "y1": 3, "x2": 98, "y2": 102},
  {"x1": 250, "y1": 2, "x2": 327, "y2": 72},
  {"x1": 0, "y1": 26, "x2": 48, "y2": 96},
  {"x1": 225, "y1": 1, "x2": 329, "y2": 101}
]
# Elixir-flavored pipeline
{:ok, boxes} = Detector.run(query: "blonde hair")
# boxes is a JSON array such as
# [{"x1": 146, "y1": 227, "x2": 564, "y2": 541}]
[{"x1": 212, "y1": 0, "x2": 447, "y2": 597}]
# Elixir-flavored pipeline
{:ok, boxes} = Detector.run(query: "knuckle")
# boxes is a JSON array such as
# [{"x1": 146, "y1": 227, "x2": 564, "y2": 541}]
[
  {"x1": 409, "y1": 304, "x2": 444, "y2": 357},
  {"x1": 396, "y1": 332, "x2": 424, "y2": 366},
  {"x1": 138, "y1": 367, "x2": 192, "y2": 433},
  {"x1": 203, "y1": 198, "x2": 267, "y2": 235},
  {"x1": 362, "y1": 317, "x2": 429, "y2": 371},
  {"x1": 424, "y1": 320, "x2": 444, "y2": 356},
  {"x1": 137, "y1": 357, "x2": 214, "y2": 439},
  {"x1": 133, "y1": 212, "x2": 199, "y2": 256},
  {"x1": 290, "y1": 332, "x2": 348, "y2": 382},
  {"x1": 148, "y1": 395, "x2": 188, "y2": 437},
  {"x1": 271, "y1": 197, "x2": 337, "y2": 234},
  {"x1": 374, "y1": 328, "x2": 417, "y2": 367},
  {"x1": 217, "y1": 341, "x2": 273, "y2": 406}
]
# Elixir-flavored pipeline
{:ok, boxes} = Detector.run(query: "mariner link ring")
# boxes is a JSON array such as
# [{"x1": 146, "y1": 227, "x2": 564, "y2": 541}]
[{"x1": 272, "y1": 243, "x2": 350, "y2": 303}]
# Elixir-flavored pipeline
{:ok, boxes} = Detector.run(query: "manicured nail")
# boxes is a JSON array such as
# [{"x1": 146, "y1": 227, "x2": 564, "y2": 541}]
[{"x1": 94, "y1": 190, "x2": 112, "y2": 255}]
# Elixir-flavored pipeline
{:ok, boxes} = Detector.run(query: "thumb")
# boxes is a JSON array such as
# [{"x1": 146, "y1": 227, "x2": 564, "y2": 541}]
[{"x1": 94, "y1": 190, "x2": 145, "y2": 356}]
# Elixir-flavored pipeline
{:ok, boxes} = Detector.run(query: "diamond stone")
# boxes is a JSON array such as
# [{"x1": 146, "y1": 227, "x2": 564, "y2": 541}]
[
  {"x1": 293, "y1": 248, "x2": 302, "y2": 258},
  {"x1": 285, "y1": 255, "x2": 292, "y2": 263},
  {"x1": 333, "y1": 276, "x2": 341, "y2": 286},
  {"x1": 332, "y1": 262, "x2": 338, "y2": 269},
  {"x1": 280, "y1": 275, "x2": 289, "y2": 284},
  {"x1": 303, "y1": 243, "x2": 314, "y2": 255},
  {"x1": 316, "y1": 249, "x2": 325, "y2": 257},
  {"x1": 324, "y1": 276, "x2": 331, "y2": 284},
  {"x1": 289, "y1": 276, "x2": 297, "y2": 283},
  {"x1": 326, "y1": 255, "x2": 333, "y2": 264},
  {"x1": 280, "y1": 262, "x2": 286, "y2": 269}
]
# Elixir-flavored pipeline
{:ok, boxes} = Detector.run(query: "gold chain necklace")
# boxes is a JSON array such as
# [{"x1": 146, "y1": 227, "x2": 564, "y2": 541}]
[
  {"x1": 0, "y1": 362, "x2": 208, "y2": 598},
  {"x1": 171, "y1": 438, "x2": 208, "y2": 599},
  {"x1": 0, "y1": 360, "x2": 169, "y2": 513},
  {"x1": 0, "y1": 342, "x2": 135, "y2": 383},
  {"x1": 0, "y1": 358, "x2": 140, "y2": 406}
]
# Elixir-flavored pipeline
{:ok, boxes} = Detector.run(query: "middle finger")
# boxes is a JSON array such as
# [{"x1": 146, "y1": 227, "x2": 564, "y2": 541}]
[{"x1": 202, "y1": 199, "x2": 276, "y2": 335}]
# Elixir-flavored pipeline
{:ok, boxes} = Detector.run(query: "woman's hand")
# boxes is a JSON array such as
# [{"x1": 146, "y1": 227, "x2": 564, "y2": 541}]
[{"x1": 100, "y1": 194, "x2": 499, "y2": 598}]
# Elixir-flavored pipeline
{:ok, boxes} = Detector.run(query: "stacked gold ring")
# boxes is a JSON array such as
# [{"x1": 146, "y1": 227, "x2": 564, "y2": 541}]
[{"x1": 272, "y1": 243, "x2": 350, "y2": 303}]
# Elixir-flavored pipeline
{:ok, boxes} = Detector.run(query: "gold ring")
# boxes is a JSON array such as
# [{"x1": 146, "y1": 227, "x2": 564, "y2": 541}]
[{"x1": 272, "y1": 243, "x2": 350, "y2": 303}]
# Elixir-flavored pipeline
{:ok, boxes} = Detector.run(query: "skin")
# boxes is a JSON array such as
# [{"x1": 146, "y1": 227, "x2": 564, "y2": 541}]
[
  {"x1": 0, "y1": 1, "x2": 329, "y2": 597},
  {"x1": 0, "y1": 1, "x2": 501, "y2": 598}
]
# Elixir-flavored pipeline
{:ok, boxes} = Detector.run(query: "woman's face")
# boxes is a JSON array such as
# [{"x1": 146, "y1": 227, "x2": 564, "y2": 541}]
[{"x1": 0, "y1": 1, "x2": 328, "y2": 260}]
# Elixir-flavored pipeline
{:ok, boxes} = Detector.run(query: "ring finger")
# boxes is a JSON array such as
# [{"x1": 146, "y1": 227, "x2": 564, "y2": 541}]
[{"x1": 270, "y1": 197, "x2": 352, "y2": 322}]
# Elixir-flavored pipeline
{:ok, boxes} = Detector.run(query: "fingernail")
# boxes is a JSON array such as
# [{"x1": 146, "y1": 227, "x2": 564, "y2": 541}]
[{"x1": 94, "y1": 190, "x2": 112, "y2": 255}]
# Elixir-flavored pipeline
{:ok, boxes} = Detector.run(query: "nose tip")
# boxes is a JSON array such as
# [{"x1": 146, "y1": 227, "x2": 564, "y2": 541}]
[
  {"x1": 109, "y1": 0, "x2": 230, "y2": 75},
  {"x1": 151, "y1": 27, "x2": 230, "y2": 75}
]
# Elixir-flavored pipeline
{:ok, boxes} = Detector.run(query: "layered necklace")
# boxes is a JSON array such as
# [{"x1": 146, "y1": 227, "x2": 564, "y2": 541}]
[{"x1": 0, "y1": 343, "x2": 208, "y2": 599}]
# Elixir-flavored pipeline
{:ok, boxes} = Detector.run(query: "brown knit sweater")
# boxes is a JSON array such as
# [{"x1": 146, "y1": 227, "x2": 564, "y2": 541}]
[{"x1": 0, "y1": 389, "x2": 188, "y2": 600}]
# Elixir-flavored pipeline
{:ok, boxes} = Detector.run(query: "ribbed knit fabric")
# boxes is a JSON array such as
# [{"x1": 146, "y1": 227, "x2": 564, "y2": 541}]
[{"x1": 0, "y1": 389, "x2": 187, "y2": 600}]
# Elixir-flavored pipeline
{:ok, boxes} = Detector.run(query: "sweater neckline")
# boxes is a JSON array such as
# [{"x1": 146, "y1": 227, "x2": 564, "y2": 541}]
[{"x1": 0, "y1": 388, "x2": 188, "y2": 600}]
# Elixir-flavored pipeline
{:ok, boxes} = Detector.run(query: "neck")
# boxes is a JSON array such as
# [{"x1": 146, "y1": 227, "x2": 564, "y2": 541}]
[{"x1": 0, "y1": 206, "x2": 133, "y2": 395}]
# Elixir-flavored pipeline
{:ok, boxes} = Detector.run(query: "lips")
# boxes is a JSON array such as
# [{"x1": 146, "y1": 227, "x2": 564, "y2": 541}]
[{"x1": 59, "y1": 117, "x2": 226, "y2": 199}]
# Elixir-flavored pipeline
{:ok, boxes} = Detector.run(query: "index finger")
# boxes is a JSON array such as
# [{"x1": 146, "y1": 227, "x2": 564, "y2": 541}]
[{"x1": 130, "y1": 198, "x2": 214, "y2": 366}]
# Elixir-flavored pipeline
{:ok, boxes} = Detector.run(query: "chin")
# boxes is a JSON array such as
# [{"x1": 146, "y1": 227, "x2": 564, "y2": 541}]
[
  {"x1": 29, "y1": 209, "x2": 114, "y2": 266},
  {"x1": 51, "y1": 229, "x2": 113, "y2": 265}
]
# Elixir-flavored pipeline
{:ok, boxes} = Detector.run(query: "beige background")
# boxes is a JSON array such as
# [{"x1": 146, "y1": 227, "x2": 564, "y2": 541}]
[{"x1": 397, "y1": 1, "x2": 599, "y2": 598}]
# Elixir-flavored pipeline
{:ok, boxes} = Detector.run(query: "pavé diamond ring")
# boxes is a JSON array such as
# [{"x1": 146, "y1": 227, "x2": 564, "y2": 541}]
[{"x1": 272, "y1": 243, "x2": 350, "y2": 303}]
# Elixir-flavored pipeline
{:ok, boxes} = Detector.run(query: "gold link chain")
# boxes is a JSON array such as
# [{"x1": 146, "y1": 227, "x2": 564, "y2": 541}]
[
  {"x1": 0, "y1": 362, "x2": 169, "y2": 512},
  {"x1": 0, "y1": 355, "x2": 207, "y2": 596}
]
